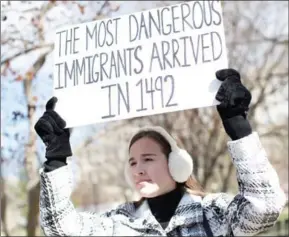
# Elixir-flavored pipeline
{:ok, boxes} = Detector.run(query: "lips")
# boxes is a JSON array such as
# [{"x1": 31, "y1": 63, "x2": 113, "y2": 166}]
[{"x1": 135, "y1": 180, "x2": 151, "y2": 186}]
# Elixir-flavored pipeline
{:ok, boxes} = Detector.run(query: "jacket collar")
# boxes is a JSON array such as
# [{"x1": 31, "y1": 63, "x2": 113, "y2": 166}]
[
  {"x1": 116, "y1": 192, "x2": 204, "y2": 233},
  {"x1": 166, "y1": 192, "x2": 204, "y2": 232}
]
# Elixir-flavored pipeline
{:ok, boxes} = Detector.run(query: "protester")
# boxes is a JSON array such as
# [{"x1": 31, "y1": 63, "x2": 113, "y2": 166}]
[{"x1": 35, "y1": 68, "x2": 286, "y2": 236}]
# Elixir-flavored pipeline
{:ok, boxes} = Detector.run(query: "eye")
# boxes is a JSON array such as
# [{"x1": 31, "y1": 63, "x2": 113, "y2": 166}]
[
  {"x1": 129, "y1": 161, "x2": 136, "y2": 167},
  {"x1": 144, "y1": 158, "x2": 153, "y2": 162}
]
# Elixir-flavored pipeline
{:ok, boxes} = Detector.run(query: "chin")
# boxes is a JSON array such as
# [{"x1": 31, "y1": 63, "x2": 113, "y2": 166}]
[{"x1": 140, "y1": 191, "x2": 159, "y2": 198}]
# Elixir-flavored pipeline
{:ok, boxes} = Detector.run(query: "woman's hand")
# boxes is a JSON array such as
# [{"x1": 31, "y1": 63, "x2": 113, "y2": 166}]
[
  {"x1": 34, "y1": 97, "x2": 72, "y2": 159},
  {"x1": 215, "y1": 69, "x2": 253, "y2": 140},
  {"x1": 215, "y1": 68, "x2": 252, "y2": 119}
]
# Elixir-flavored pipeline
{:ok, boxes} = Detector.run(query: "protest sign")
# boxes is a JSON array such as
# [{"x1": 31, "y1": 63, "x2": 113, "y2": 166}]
[{"x1": 53, "y1": 0, "x2": 228, "y2": 128}]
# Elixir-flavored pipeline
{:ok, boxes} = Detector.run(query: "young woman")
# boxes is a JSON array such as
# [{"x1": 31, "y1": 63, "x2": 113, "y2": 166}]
[{"x1": 35, "y1": 69, "x2": 286, "y2": 236}]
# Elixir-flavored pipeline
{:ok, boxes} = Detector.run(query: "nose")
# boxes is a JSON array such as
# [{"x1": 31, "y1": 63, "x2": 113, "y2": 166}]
[
  {"x1": 138, "y1": 170, "x2": 145, "y2": 175},
  {"x1": 134, "y1": 163, "x2": 146, "y2": 176}
]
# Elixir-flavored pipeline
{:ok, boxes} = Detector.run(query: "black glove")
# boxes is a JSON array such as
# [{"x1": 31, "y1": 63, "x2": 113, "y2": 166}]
[
  {"x1": 34, "y1": 97, "x2": 72, "y2": 171},
  {"x1": 215, "y1": 68, "x2": 252, "y2": 140}
]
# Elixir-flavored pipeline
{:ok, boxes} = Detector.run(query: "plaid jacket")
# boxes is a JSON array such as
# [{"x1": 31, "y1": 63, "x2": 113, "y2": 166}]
[{"x1": 39, "y1": 132, "x2": 286, "y2": 236}]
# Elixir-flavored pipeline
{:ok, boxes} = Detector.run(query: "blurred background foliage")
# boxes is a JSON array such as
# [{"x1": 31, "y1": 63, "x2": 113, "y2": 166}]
[{"x1": 1, "y1": 1, "x2": 288, "y2": 236}]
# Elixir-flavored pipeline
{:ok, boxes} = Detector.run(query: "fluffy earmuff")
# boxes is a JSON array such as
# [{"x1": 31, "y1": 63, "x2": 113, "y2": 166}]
[
  {"x1": 168, "y1": 148, "x2": 193, "y2": 183},
  {"x1": 124, "y1": 126, "x2": 194, "y2": 187}
]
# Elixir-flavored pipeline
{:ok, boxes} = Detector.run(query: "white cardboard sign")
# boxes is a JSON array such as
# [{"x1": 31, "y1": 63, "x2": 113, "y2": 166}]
[{"x1": 53, "y1": 1, "x2": 228, "y2": 128}]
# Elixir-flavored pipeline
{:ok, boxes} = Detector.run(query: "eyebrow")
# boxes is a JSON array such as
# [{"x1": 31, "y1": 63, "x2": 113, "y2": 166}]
[
  {"x1": 129, "y1": 154, "x2": 157, "y2": 163},
  {"x1": 142, "y1": 153, "x2": 157, "y2": 157}
]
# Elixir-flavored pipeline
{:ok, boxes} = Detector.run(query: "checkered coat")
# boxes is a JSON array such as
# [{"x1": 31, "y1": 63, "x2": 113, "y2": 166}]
[{"x1": 39, "y1": 132, "x2": 286, "y2": 236}]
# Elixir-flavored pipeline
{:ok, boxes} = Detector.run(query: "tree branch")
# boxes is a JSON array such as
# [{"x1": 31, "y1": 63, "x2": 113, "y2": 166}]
[{"x1": 1, "y1": 43, "x2": 53, "y2": 66}]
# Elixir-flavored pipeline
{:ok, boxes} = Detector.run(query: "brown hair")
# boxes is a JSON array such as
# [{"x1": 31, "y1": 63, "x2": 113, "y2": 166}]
[{"x1": 129, "y1": 130, "x2": 206, "y2": 200}]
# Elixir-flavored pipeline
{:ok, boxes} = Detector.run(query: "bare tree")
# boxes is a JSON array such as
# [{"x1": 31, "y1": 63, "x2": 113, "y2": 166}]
[
  {"x1": 1, "y1": 1, "x2": 118, "y2": 235},
  {"x1": 74, "y1": 121, "x2": 138, "y2": 206},
  {"x1": 1, "y1": 2, "x2": 287, "y2": 234}
]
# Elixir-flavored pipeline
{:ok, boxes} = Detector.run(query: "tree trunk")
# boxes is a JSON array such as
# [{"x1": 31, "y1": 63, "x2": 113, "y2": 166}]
[
  {"x1": 27, "y1": 182, "x2": 40, "y2": 236},
  {"x1": 23, "y1": 51, "x2": 49, "y2": 236},
  {"x1": 1, "y1": 177, "x2": 10, "y2": 236},
  {"x1": 23, "y1": 79, "x2": 40, "y2": 236}
]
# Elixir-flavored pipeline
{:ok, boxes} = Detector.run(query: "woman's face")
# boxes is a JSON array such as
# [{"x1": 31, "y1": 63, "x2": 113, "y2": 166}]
[{"x1": 128, "y1": 137, "x2": 176, "y2": 198}]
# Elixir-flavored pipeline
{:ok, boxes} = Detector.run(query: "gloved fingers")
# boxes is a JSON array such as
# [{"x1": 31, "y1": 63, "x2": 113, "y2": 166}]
[
  {"x1": 63, "y1": 128, "x2": 71, "y2": 137},
  {"x1": 216, "y1": 68, "x2": 240, "y2": 82},
  {"x1": 215, "y1": 84, "x2": 226, "y2": 102},
  {"x1": 216, "y1": 102, "x2": 227, "y2": 112},
  {"x1": 229, "y1": 90, "x2": 245, "y2": 107},
  {"x1": 244, "y1": 89, "x2": 252, "y2": 106},
  {"x1": 42, "y1": 134, "x2": 55, "y2": 147},
  {"x1": 232, "y1": 87, "x2": 252, "y2": 107},
  {"x1": 43, "y1": 112, "x2": 65, "y2": 135},
  {"x1": 46, "y1": 96, "x2": 58, "y2": 111},
  {"x1": 45, "y1": 110, "x2": 66, "y2": 129},
  {"x1": 34, "y1": 118, "x2": 54, "y2": 139},
  {"x1": 45, "y1": 96, "x2": 66, "y2": 129}
]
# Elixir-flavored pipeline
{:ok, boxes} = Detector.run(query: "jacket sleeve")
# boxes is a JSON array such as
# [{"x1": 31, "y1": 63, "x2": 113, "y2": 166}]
[
  {"x1": 39, "y1": 165, "x2": 114, "y2": 236},
  {"x1": 203, "y1": 132, "x2": 287, "y2": 236}
]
